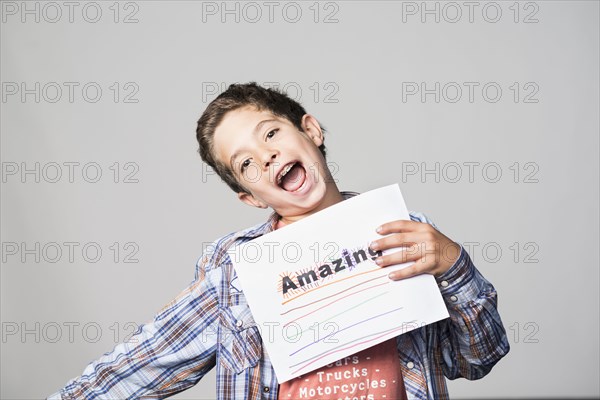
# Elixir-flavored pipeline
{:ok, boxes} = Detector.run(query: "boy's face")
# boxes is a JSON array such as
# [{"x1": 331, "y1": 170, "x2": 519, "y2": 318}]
[{"x1": 212, "y1": 105, "x2": 340, "y2": 220}]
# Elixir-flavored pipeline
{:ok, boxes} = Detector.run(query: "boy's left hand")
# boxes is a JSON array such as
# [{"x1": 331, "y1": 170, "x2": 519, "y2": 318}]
[{"x1": 369, "y1": 220, "x2": 461, "y2": 281}]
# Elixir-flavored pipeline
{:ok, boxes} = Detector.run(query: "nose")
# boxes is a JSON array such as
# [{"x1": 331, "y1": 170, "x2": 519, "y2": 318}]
[{"x1": 262, "y1": 151, "x2": 278, "y2": 169}]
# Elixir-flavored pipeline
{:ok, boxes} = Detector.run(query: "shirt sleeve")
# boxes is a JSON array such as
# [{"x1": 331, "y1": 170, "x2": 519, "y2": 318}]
[
  {"x1": 409, "y1": 211, "x2": 510, "y2": 381},
  {"x1": 47, "y1": 246, "x2": 221, "y2": 399}
]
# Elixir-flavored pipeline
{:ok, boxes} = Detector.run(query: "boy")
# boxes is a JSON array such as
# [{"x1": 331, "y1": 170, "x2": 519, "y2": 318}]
[{"x1": 49, "y1": 82, "x2": 509, "y2": 399}]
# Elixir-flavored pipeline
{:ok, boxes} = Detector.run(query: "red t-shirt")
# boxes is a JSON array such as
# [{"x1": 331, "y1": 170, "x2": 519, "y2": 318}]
[{"x1": 278, "y1": 338, "x2": 408, "y2": 400}]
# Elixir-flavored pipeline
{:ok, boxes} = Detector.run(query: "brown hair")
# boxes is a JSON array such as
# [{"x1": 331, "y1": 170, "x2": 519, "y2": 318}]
[{"x1": 196, "y1": 82, "x2": 327, "y2": 193}]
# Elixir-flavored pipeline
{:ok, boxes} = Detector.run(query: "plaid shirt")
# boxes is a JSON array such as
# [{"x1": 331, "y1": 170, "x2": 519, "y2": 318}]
[{"x1": 48, "y1": 191, "x2": 509, "y2": 400}]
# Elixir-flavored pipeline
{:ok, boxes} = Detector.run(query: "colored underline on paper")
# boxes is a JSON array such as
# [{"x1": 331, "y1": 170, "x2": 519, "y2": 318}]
[
  {"x1": 285, "y1": 291, "x2": 389, "y2": 340},
  {"x1": 290, "y1": 324, "x2": 411, "y2": 375},
  {"x1": 282, "y1": 280, "x2": 390, "y2": 327},
  {"x1": 281, "y1": 274, "x2": 388, "y2": 316},
  {"x1": 289, "y1": 305, "x2": 405, "y2": 357},
  {"x1": 289, "y1": 321, "x2": 416, "y2": 369},
  {"x1": 281, "y1": 267, "x2": 382, "y2": 306}
]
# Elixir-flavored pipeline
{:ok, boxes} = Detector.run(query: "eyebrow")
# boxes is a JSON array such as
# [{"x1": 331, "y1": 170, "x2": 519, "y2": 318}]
[{"x1": 229, "y1": 119, "x2": 279, "y2": 170}]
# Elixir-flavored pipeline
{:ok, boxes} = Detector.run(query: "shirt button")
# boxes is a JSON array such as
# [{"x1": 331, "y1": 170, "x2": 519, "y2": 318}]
[
  {"x1": 449, "y1": 295, "x2": 458, "y2": 302},
  {"x1": 263, "y1": 386, "x2": 270, "y2": 393},
  {"x1": 440, "y1": 280, "x2": 449, "y2": 287},
  {"x1": 406, "y1": 361, "x2": 415, "y2": 369},
  {"x1": 235, "y1": 320, "x2": 243, "y2": 328}
]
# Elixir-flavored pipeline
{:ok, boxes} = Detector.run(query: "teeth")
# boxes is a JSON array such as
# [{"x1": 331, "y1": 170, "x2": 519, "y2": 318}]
[{"x1": 277, "y1": 163, "x2": 295, "y2": 185}]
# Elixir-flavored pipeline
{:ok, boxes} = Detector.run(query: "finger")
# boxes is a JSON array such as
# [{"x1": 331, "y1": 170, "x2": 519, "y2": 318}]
[
  {"x1": 388, "y1": 260, "x2": 434, "y2": 281},
  {"x1": 374, "y1": 245, "x2": 423, "y2": 267},
  {"x1": 377, "y1": 219, "x2": 428, "y2": 235},
  {"x1": 370, "y1": 232, "x2": 428, "y2": 252}
]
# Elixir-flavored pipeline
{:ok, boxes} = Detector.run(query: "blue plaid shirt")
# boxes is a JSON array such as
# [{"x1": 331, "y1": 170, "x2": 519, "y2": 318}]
[{"x1": 48, "y1": 191, "x2": 509, "y2": 399}]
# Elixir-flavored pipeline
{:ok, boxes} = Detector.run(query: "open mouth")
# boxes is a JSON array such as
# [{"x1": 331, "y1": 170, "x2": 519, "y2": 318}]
[{"x1": 276, "y1": 161, "x2": 307, "y2": 192}]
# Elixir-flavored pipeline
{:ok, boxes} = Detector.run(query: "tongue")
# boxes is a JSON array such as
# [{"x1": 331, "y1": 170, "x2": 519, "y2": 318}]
[{"x1": 281, "y1": 164, "x2": 306, "y2": 192}]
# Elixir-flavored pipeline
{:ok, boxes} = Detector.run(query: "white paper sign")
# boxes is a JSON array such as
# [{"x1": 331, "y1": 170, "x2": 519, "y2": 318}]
[{"x1": 231, "y1": 184, "x2": 449, "y2": 383}]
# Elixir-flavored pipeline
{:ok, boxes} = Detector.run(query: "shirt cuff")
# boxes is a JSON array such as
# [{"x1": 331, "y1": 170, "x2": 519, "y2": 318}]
[{"x1": 434, "y1": 244, "x2": 481, "y2": 305}]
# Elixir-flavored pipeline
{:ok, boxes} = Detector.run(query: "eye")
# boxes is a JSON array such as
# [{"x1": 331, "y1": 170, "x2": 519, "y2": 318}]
[
  {"x1": 241, "y1": 159, "x2": 251, "y2": 172},
  {"x1": 266, "y1": 129, "x2": 278, "y2": 139}
]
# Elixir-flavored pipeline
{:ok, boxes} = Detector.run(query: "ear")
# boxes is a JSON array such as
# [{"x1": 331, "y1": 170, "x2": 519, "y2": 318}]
[
  {"x1": 238, "y1": 191, "x2": 268, "y2": 209},
  {"x1": 301, "y1": 114, "x2": 324, "y2": 147}
]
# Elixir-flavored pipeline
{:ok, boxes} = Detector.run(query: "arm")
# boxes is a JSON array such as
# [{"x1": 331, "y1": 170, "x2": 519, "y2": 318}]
[
  {"x1": 48, "y1": 249, "x2": 220, "y2": 399},
  {"x1": 430, "y1": 243, "x2": 510, "y2": 380},
  {"x1": 370, "y1": 211, "x2": 510, "y2": 380}
]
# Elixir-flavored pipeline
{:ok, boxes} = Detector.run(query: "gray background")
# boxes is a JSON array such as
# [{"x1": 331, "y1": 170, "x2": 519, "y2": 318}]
[{"x1": 1, "y1": 0, "x2": 599, "y2": 398}]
